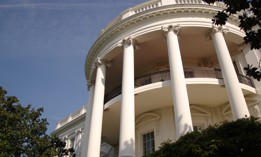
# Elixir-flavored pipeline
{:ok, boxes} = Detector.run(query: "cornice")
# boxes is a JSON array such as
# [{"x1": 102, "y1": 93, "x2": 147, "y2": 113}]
[
  {"x1": 51, "y1": 112, "x2": 86, "y2": 135},
  {"x1": 85, "y1": 4, "x2": 240, "y2": 81}
]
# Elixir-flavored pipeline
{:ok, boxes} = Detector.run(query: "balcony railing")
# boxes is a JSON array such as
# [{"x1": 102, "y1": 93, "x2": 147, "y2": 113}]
[
  {"x1": 100, "y1": 0, "x2": 226, "y2": 35},
  {"x1": 55, "y1": 106, "x2": 86, "y2": 129},
  {"x1": 104, "y1": 68, "x2": 254, "y2": 103}
]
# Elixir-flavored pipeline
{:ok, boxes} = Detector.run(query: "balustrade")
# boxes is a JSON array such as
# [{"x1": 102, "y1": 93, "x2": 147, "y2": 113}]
[
  {"x1": 175, "y1": 0, "x2": 204, "y2": 4},
  {"x1": 55, "y1": 107, "x2": 86, "y2": 129},
  {"x1": 104, "y1": 67, "x2": 254, "y2": 103},
  {"x1": 100, "y1": 0, "x2": 226, "y2": 35}
]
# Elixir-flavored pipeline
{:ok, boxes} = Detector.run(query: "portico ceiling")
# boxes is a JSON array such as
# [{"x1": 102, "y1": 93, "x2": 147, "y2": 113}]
[{"x1": 105, "y1": 27, "x2": 240, "y2": 93}]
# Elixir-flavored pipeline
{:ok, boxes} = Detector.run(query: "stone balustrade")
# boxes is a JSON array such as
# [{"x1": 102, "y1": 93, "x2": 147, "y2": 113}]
[
  {"x1": 56, "y1": 106, "x2": 86, "y2": 129},
  {"x1": 104, "y1": 68, "x2": 254, "y2": 103},
  {"x1": 100, "y1": 0, "x2": 225, "y2": 35}
]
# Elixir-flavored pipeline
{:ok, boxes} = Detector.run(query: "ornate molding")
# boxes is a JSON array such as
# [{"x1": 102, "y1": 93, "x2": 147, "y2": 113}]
[
  {"x1": 122, "y1": 37, "x2": 141, "y2": 50},
  {"x1": 211, "y1": 25, "x2": 229, "y2": 35},
  {"x1": 135, "y1": 112, "x2": 160, "y2": 128},
  {"x1": 87, "y1": 82, "x2": 93, "y2": 90},
  {"x1": 93, "y1": 57, "x2": 111, "y2": 68},
  {"x1": 76, "y1": 128, "x2": 82, "y2": 134},
  {"x1": 162, "y1": 25, "x2": 181, "y2": 35},
  {"x1": 95, "y1": 57, "x2": 105, "y2": 66},
  {"x1": 122, "y1": 37, "x2": 137, "y2": 47},
  {"x1": 205, "y1": 25, "x2": 229, "y2": 40},
  {"x1": 123, "y1": 37, "x2": 133, "y2": 46}
]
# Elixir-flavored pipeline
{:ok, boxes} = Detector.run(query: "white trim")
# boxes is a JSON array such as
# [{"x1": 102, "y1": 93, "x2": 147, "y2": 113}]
[
  {"x1": 135, "y1": 112, "x2": 160, "y2": 157},
  {"x1": 104, "y1": 78, "x2": 256, "y2": 110},
  {"x1": 136, "y1": 113, "x2": 161, "y2": 128}
]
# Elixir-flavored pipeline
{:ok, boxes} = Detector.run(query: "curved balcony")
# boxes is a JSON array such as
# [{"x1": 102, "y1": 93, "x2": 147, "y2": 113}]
[{"x1": 104, "y1": 67, "x2": 254, "y2": 103}]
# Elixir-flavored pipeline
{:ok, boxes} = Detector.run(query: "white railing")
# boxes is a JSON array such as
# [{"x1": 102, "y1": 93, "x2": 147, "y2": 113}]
[
  {"x1": 56, "y1": 106, "x2": 86, "y2": 129},
  {"x1": 100, "y1": 0, "x2": 226, "y2": 35},
  {"x1": 132, "y1": 0, "x2": 161, "y2": 14},
  {"x1": 101, "y1": 0, "x2": 161, "y2": 34},
  {"x1": 175, "y1": 0, "x2": 205, "y2": 4}
]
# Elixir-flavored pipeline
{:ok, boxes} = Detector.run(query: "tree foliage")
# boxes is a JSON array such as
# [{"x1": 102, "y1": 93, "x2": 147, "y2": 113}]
[
  {"x1": 145, "y1": 117, "x2": 261, "y2": 157},
  {"x1": 0, "y1": 86, "x2": 75, "y2": 157},
  {"x1": 203, "y1": 0, "x2": 261, "y2": 81},
  {"x1": 244, "y1": 64, "x2": 261, "y2": 81},
  {"x1": 203, "y1": 0, "x2": 260, "y2": 50}
]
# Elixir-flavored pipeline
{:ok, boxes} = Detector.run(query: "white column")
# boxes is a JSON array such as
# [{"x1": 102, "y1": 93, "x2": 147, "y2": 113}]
[
  {"x1": 81, "y1": 84, "x2": 94, "y2": 157},
  {"x1": 84, "y1": 59, "x2": 107, "y2": 157},
  {"x1": 211, "y1": 26, "x2": 250, "y2": 119},
  {"x1": 75, "y1": 129, "x2": 82, "y2": 156},
  {"x1": 119, "y1": 38, "x2": 135, "y2": 157},
  {"x1": 163, "y1": 25, "x2": 193, "y2": 138}
]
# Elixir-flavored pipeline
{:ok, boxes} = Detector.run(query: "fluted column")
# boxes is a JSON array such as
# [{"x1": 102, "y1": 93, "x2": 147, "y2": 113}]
[
  {"x1": 84, "y1": 59, "x2": 107, "y2": 157},
  {"x1": 211, "y1": 26, "x2": 250, "y2": 119},
  {"x1": 119, "y1": 38, "x2": 135, "y2": 157},
  {"x1": 81, "y1": 84, "x2": 94, "y2": 157},
  {"x1": 162, "y1": 25, "x2": 193, "y2": 138}
]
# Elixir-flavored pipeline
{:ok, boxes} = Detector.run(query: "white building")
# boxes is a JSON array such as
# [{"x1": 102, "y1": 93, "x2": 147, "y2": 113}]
[{"x1": 52, "y1": 0, "x2": 261, "y2": 157}]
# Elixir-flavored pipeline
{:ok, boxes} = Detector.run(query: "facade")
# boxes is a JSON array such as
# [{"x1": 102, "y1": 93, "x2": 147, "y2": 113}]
[{"x1": 52, "y1": 0, "x2": 261, "y2": 157}]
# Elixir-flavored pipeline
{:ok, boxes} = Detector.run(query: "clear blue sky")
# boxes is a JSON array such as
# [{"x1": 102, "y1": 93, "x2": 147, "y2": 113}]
[{"x1": 0, "y1": 0, "x2": 148, "y2": 133}]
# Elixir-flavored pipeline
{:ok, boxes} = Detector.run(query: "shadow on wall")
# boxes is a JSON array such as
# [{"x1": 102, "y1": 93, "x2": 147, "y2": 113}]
[
  {"x1": 176, "y1": 114, "x2": 193, "y2": 138},
  {"x1": 75, "y1": 136, "x2": 82, "y2": 157},
  {"x1": 119, "y1": 138, "x2": 135, "y2": 157}
]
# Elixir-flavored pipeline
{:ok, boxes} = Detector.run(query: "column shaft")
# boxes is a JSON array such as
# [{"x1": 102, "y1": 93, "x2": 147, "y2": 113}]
[
  {"x1": 85, "y1": 63, "x2": 106, "y2": 157},
  {"x1": 211, "y1": 28, "x2": 249, "y2": 119},
  {"x1": 81, "y1": 85, "x2": 94, "y2": 157},
  {"x1": 165, "y1": 26, "x2": 193, "y2": 138},
  {"x1": 119, "y1": 39, "x2": 135, "y2": 157}
]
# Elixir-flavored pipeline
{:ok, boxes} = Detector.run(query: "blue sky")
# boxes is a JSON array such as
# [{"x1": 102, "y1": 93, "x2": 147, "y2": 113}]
[{"x1": 0, "y1": 0, "x2": 148, "y2": 133}]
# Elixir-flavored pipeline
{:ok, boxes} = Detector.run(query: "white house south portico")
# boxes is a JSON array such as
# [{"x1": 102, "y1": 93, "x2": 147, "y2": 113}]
[
  {"x1": 83, "y1": 26, "x2": 253, "y2": 157},
  {"x1": 52, "y1": 1, "x2": 260, "y2": 157}
]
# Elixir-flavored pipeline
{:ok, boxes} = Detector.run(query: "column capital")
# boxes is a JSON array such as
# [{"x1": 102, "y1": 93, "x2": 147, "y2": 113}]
[
  {"x1": 121, "y1": 37, "x2": 141, "y2": 50},
  {"x1": 95, "y1": 57, "x2": 106, "y2": 66},
  {"x1": 211, "y1": 25, "x2": 229, "y2": 35},
  {"x1": 205, "y1": 26, "x2": 229, "y2": 40},
  {"x1": 122, "y1": 37, "x2": 137, "y2": 46},
  {"x1": 162, "y1": 25, "x2": 181, "y2": 35},
  {"x1": 75, "y1": 128, "x2": 82, "y2": 134},
  {"x1": 94, "y1": 57, "x2": 111, "y2": 67},
  {"x1": 87, "y1": 82, "x2": 94, "y2": 91}
]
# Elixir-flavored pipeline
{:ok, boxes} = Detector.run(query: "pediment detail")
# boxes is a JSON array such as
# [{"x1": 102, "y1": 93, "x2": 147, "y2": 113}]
[
  {"x1": 136, "y1": 112, "x2": 160, "y2": 128},
  {"x1": 190, "y1": 105, "x2": 211, "y2": 116}
]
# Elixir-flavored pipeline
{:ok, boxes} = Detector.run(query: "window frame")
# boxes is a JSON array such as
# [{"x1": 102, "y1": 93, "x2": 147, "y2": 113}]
[{"x1": 142, "y1": 131, "x2": 155, "y2": 156}]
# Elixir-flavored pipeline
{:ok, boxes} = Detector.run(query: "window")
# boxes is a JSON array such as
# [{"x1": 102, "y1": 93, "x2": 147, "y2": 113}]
[{"x1": 143, "y1": 131, "x2": 155, "y2": 155}]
